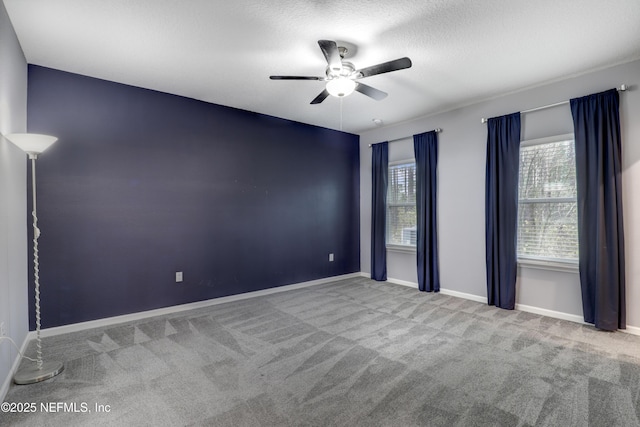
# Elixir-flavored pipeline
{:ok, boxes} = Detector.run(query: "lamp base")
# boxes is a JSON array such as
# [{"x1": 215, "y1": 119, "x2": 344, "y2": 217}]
[{"x1": 14, "y1": 360, "x2": 64, "y2": 385}]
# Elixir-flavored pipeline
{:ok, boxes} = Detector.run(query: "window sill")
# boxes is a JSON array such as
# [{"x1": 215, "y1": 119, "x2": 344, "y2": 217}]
[
  {"x1": 517, "y1": 258, "x2": 579, "y2": 273},
  {"x1": 386, "y1": 244, "x2": 416, "y2": 254}
]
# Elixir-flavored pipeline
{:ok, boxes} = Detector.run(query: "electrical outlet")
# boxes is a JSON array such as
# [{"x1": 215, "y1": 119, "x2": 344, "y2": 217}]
[
  {"x1": 0, "y1": 322, "x2": 6, "y2": 336},
  {"x1": 175, "y1": 271, "x2": 183, "y2": 283},
  {"x1": 329, "y1": 253, "x2": 334, "y2": 262}
]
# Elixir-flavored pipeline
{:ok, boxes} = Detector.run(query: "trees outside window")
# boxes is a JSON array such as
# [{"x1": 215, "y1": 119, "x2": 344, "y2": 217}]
[
  {"x1": 517, "y1": 135, "x2": 578, "y2": 262},
  {"x1": 387, "y1": 162, "x2": 416, "y2": 247}
]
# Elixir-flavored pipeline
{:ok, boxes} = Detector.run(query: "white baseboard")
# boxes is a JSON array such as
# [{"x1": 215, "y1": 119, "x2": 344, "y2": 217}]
[
  {"x1": 377, "y1": 274, "x2": 640, "y2": 334},
  {"x1": 439, "y1": 288, "x2": 487, "y2": 304},
  {"x1": 39, "y1": 273, "x2": 362, "y2": 338},
  {"x1": 386, "y1": 276, "x2": 586, "y2": 325},
  {"x1": 1, "y1": 332, "x2": 32, "y2": 403},
  {"x1": 623, "y1": 325, "x2": 640, "y2": 337},
  {"x1": 385, "y1": 276, "x2": 418, "y2": 289},
  {"x1": 18, "y1": 270, "x2": 640, "y2": 353},
  {"x1": 513, "y1": 304, "x2": 640, "y2": 336},
  {"x1": 515, "y1": 303, "x2": 585, "y2": 324},
  {"x1": 386, "y1": 276, "x2": 486, "y2": 303}
]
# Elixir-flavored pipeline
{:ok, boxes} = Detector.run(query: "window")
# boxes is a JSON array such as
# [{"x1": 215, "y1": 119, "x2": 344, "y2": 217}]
[
  {"x1": 517, "y1": 134, "x2": 578, "y2": 264},
  {"x1": 387, "y1": 161, "x2": 416, "y2": 248}
]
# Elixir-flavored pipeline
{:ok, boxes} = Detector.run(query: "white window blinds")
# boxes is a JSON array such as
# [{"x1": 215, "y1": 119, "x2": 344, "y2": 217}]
[
  {"x1": 517, "y1": 137, "x2": 578, "y2": 262},
  {"x1": 387, "y1": 162, "x2": 417, "y2": 246}
]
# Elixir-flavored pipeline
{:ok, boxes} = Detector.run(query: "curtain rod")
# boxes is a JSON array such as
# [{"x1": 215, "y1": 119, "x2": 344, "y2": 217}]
[
  {"x1": 480, "y1": 84, "x2": 628, "y2": 124},
  {"x1": 368, "y1": 128, "x2": 442, "y2": 147}
]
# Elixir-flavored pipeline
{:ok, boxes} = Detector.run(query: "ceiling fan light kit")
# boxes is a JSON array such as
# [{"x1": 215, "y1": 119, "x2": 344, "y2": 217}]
[
  {"x1": 270, "y1": 40, "x2": 412, "y2": 104},
  {"x1": 326, "y1": 77, "x2": 357, "y2": 97}
]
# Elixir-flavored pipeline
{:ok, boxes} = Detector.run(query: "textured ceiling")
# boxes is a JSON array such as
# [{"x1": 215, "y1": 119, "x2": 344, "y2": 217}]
[{"x1": 4, "y1": 0, "x2": 640, "y2": 134}]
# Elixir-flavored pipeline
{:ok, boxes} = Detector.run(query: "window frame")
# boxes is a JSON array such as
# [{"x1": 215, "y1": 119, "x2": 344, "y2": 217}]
[
  {"x1": 517, "y1": 133, "x2": 579, "y2": 273},
  {"x1": 386, "y1": 159, "x2": 417, "y2": 253}
]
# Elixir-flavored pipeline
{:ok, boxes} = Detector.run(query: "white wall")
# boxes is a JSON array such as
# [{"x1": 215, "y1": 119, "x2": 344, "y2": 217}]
[
  {"x1": 360, "y1": 59, "x2": 640, "y2": 330},
  {"x1": 0, "y1": 1, "x2": 29, "y2": 399}
]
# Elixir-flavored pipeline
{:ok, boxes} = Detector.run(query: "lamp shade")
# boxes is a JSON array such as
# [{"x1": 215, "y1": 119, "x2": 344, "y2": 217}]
[
  {"x1": 5, "y1": 133, "x2": 58, "y2": 156},
  {"x1": 326, "y1": 77, "x2": 356, "y2": 98}
]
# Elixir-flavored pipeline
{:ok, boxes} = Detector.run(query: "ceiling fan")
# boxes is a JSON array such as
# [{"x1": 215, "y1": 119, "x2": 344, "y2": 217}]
[{"x1": 270, "y1": 40, "x2": 412, "y2": 104}]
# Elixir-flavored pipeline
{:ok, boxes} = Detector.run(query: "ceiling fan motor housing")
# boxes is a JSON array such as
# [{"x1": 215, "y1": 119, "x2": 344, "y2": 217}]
[{"x1": 326, "y1": 61, "x2": 357, "y2": 80}]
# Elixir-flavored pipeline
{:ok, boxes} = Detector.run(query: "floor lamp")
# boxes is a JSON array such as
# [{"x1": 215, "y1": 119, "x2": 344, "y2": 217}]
[{"x1": 5, "y1": 133, "x2": 65, "y2": 385}]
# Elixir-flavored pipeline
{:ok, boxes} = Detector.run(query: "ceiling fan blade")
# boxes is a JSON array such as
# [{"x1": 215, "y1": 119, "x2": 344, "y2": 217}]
[
  {"x1": 270, "y1": 76, "x2": 323, "y2": 80},
  {"x1": 318, "y1": 40, "x2": 342, "y2": 72},
  {"x1": 356, "y1": 57, "x2": 412, "y2": 78},
  {"x1": 355, "y1": 83, "x2": 388, "y2": 101},
  {"x1": 310, "y1": 89, "x2": 330, "y2": 104}
]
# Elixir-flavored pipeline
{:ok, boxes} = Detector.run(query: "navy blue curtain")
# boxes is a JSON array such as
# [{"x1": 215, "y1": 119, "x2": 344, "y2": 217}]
[
  {"x1": 571, "y1": 89, "x2": 625, "y2": 331},
  {"x1": 414, "y1": 131, "x2": 440, "y2": 292},
  {"x1": 485, "y1": 112, "x2": 521, "y2": 310},
  {"x1": 371, "y1": 142, "x2": 388, "y2": 281}
]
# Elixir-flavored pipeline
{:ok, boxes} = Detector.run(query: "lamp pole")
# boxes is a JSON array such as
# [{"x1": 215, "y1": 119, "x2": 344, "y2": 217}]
[{"x1": 5, "y1": 133, "x2": 64, "y2": 385}]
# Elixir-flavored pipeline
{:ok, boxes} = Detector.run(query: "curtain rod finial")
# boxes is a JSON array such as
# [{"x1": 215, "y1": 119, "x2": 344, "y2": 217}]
[{"x1": 619, "y1": 84, "x2": 627, "y2": 91}]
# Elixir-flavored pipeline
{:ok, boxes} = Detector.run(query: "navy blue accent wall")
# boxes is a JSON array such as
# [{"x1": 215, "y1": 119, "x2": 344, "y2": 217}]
[{"x1": 27, "y1": 65, "x2": 360, "y2": 328}]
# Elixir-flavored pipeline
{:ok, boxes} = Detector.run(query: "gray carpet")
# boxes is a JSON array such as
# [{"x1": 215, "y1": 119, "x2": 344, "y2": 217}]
[{"x1": 2, "y1": 277, "x2": 640, "y2": 426}]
